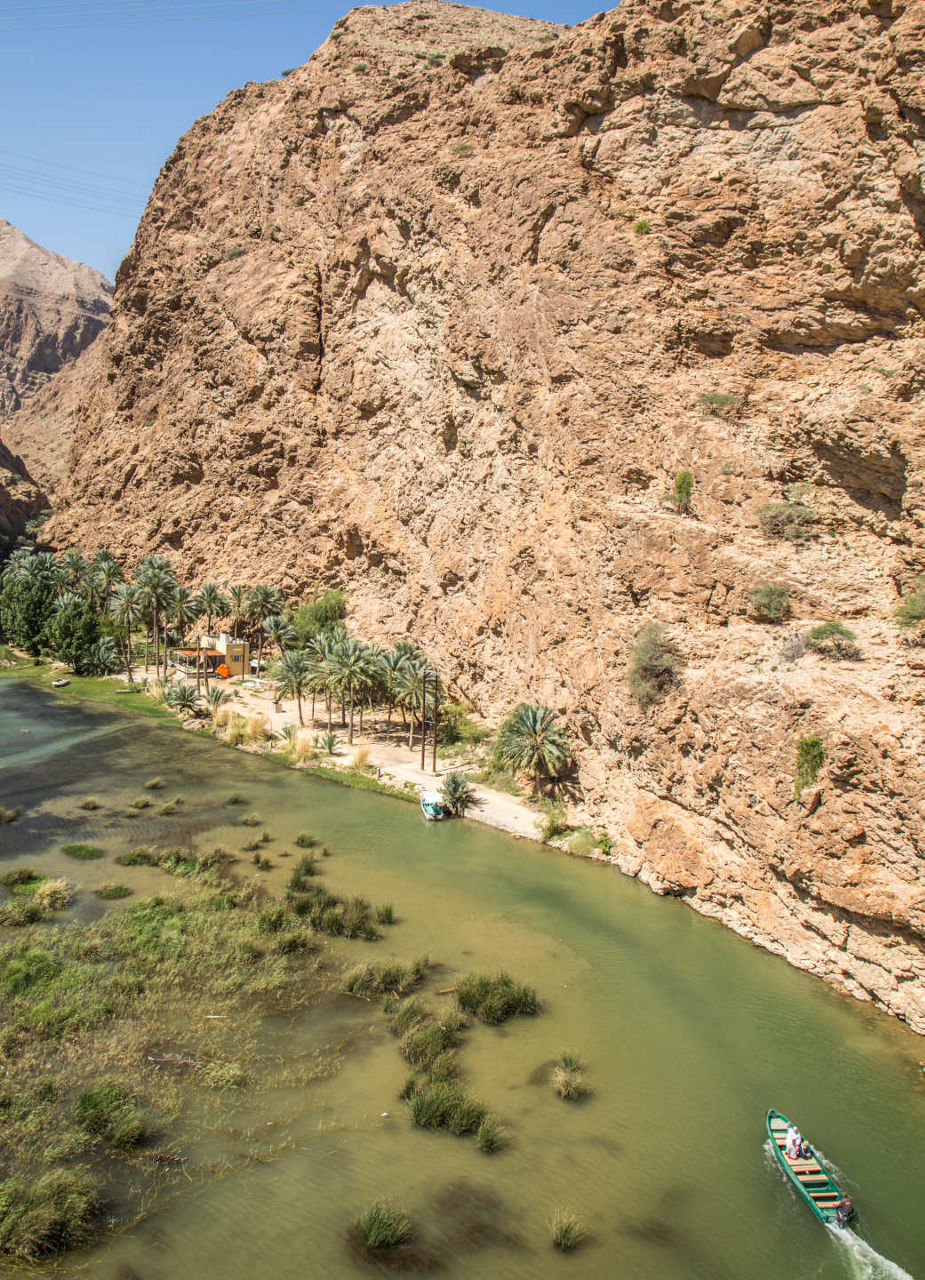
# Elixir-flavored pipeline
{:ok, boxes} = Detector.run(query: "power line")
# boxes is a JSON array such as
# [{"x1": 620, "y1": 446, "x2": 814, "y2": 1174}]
[
  {"x1": 0, "y1": 163, "x2": 141, "y2": 209},
  {"x1": 0, "y1": 0, "x2": 320, "y2": 31},
  {"x1": 0, "y1": 148, "x2": 149, "y2": 193},
  {"x1": 0, "y1": 180, "x2": 141, "y2": 218}
]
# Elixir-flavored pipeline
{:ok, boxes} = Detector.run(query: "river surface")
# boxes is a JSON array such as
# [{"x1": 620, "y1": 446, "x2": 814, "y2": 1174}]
[{"x1": 1, "y1": 677, "x2": 923, "y2": 1280}]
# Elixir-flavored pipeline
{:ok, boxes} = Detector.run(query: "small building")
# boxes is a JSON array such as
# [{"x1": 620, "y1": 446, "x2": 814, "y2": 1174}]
[
  {"x1": 171, "y1": 634, "x2": 250, "y2": 680},
  {"x1": 202, "y1": 633, "x2": 250, "y2": 678}
]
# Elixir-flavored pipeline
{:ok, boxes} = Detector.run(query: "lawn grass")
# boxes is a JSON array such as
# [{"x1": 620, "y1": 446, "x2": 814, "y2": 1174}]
[{"x1": 0, "y1": 665, "x2": 175, "y2": 722}]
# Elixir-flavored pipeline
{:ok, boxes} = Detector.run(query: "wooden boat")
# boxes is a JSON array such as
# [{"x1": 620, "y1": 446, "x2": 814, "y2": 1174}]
[
  {"x1": 767, "y1": 1109, "x2": 854, "y2": 1226},
  {"x1": 420, "y1": 790, "x2": 445, "y2": 821},
  {"x1": 51, "y1": 678, "x2": 70, "y2": 687}
]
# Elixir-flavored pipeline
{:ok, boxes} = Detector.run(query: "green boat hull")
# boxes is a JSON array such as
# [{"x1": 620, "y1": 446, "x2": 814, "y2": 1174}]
[{"x1": 767, "y1": 1109, "x2": 853, "y2": 1226}]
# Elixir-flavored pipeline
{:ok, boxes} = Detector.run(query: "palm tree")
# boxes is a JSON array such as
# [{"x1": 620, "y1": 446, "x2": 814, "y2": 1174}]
[
  {"x1": 495, "y1": 703, "x2": 571, "y2": 794},
  {"x1": 198, "y1": 582, "x2": 230, "y2": 638},
  {"x1": 166, "y1": 683, "x2": 202, "y2": 716},
  {"x1": 273, "y1": 649, "x2": 311, "y2": 725},
  {"x1": 262, "y1": 613, "x2": 296, "y2": 660},
  {"x1": 397, "y1": 656, "x2": 428, "y2": 749},
  {"x1": 170, "y1": 586, "x2": 203, "y2": 687},
  {"x1": 137, "y1": 557, "x2": 177, "y2": 682},
  {"x1": 205, "y1": 686, "x2": 231, "y2": 718},
  {"x1": 326, "y1": 637, "x2": 378, "y2": 744},
  {"x1": 379, "y1": 647, "x2": 410, "y2": 738},
  {"x1": 227, "y1": 585, "x2": 249, "y2": 640},
  {"x1": 58, "y1": 550, "x2": 88, "y2": 592},
  {"x1": 246, "y1": 585, "x2": 283, "y2": 677},
  {"x1": 108, "y1": 582, "x2": 144, "y2": 683}
]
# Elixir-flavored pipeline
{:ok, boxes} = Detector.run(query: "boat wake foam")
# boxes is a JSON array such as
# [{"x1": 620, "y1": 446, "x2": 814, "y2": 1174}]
[{"x1": 827, "y1": 1226, "x2": 916, "y2": 1280}]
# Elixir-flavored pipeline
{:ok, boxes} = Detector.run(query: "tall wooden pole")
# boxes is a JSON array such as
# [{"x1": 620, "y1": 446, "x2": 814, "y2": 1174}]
[
  {"x1": 431, "y1": 672, "x2": 438, "y2": 774},
  {"x1": 419, "y1": 673, "x2": 427, "y2": 772}
]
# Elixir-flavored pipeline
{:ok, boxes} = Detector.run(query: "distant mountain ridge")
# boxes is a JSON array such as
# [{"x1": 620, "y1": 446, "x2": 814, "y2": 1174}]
[{"x1": 0, "y1": 216, "x2": 111, "y2": 429}]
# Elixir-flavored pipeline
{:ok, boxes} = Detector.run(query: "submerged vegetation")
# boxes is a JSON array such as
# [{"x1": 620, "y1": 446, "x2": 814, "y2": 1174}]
[{"x1": 0, "y1": 882, "x2": 348, "y2": 1259}]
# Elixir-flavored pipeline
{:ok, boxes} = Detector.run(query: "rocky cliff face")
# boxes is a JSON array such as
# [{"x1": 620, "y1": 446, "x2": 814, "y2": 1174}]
[
  {"x1": 29, "y1": 0, "x2": 925, "y2": 1027},
  {"x1": 0, "y1": 433, "x2": 43, "y2": 545},
  {"x1": 0, "y1": 219, "x2": 111, "y2": 478}
]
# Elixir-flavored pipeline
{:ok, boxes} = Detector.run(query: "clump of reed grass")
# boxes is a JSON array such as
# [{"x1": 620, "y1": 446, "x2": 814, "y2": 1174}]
[
  {"x1": 63, "y1": 844, "x2": 103, "y2": 860},
  {"x1": 129, "y1": 797, "x2": 152, "y2": 810},
  {"x1": 115, "y1": 848, "x2": 160, "y2": 867},
  {"x1": 294, "y1": 833, "x2": 316, "y2": 849},
  {"x1": 225, "y1": 793, "x2": 245, "y2": 805},
  {"x1": 356, "y1": 1199, "x2": 412, "y2": 1250},
  {"x1": 384, "y1": 994, "x2": 430, "y2": 1036},
  {"x1": 74, "y1": 1080, "x2": 149, "y2": 1149},
  {"x1": 406, "y1": 1079, "x2": 486, "y2": 1134},
  {"x1": 344, "y1": 959, "x2": 429, "y2": 999},
  {"x1": 352, "y1": 745, "x2": 371, "y2": 771},
  {"x1": 287, "y1": 853, "x2": 317, "y2": 890},
  {"x1": 241, "y1": 812, "x2": 261, "y2": 827},
  {"x1": 376, "y1": 903, "x2": 395, "y2": 924},
  {"x1": 0, "y1": 807, "x2": 20, "y2": 824},
  {"x1": 33, "y1": 879, "x2": 71, "y2": 912},
  {"x1": 1, "y1": 868, "x2": 40, "y2": 890},
  {"x1": 0, "y1": 1168, "x2": 99, "y2": 1259},
  {"x1": 143, "y1": 777, "x2": 164, "y2": 790},
  {"x1": 400, "y1": 1018, "x2": 459, "y2": 1070},
  {"x1": 551, "y1": 1208, "x2": 585, "y2": 1252},
  {"x1": 95, "y1": 883, "x2": 132, "y2": 901},
  {"x1": 476, "y1": 1114, "x2": 506, "y2": 1153},
  {"x1": 77, "y1": 796, "x2": 100, "y2": 811},
  {"x1": 456, "y1": 971, "x2": 539, "y2": 1024}
]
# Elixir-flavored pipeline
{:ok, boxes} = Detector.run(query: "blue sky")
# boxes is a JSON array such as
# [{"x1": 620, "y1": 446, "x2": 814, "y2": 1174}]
[{"x1": 1, "y1": 0, "x2": 598, "y2": 281}]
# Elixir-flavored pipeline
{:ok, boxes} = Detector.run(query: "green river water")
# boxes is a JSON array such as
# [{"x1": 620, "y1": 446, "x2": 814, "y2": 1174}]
[{"x1": 0, "y1": 677, "x2": 923, "y2": 1279}]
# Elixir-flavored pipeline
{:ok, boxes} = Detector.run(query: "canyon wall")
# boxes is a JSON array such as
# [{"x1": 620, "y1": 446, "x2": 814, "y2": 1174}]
[
  {"x1": 22, "y1": 0, "x2": 925, "y2": 1027},
  {"x1": 0, "y1": 219, "x2": 111, "y2": 482}
]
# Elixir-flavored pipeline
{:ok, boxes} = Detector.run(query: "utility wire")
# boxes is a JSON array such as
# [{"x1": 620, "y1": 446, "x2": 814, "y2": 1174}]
[
  {"x1": 0, "y1": 179, "x2": 141, "y2": 217},
  {"x1": 0, "y1": 0, "x2": 320, "y2": 31},
  {"x1": 0, "y1": 163, "x2": 141, "y2": 209},
  {"x1": 0, "y1": 148, "x2": 148, "y2": 193}
]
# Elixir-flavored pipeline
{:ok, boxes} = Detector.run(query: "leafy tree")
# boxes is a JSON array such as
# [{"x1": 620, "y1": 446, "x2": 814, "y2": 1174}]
[
  {"x1": 806, "y1": 620, "x2": 860, "y2": 660},
  {"x1": 441, "y1": 771, "x2": 478, "y2": 816},
  {"x1": 227, "y1": 585, "x2": 249, "y2": 640},
  {"x1": 45, "y1": 597, "x2": 101, "y2": 673},
  {"x1": 750, "y1": 583, "x2": 791, "y2": 623},
  {"x1": 198, "y1": 583, "x2": 230, "y2": 637},
  {"x1": 379, "y1": 647, "x2": 411, "y2": 735},
  {"x1": 84, "y1": 636, "x2": 120, "y2": 675},
  {"x1": 673, "y1": 470, "x2": 693, "y2": 514},
  {"x1": 627, "y1": 622, "x2": 682, "y2": 708},
  {"x1": 495, "y1": 703, "x2": 570, "y2": 794},
  {"x1": 274, "y1": 649, "x2": 311, "y2": 725},
  {"x1": 0, "y1": 576, "x2": 57, "y2": 654},
  {"x1": 795, "y1": 736, "x2": 826, "y2": 798},
  {"x1": 293, "y1": 588, "x2": 346, "y2": 644}
]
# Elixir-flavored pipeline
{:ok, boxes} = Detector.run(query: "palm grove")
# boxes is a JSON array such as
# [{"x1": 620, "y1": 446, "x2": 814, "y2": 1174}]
[{"x1": 0, "y1": 549, "x2": 573, "y2": 796}]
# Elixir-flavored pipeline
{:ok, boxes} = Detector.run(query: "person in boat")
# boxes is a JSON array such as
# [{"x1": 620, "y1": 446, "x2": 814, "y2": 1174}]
[
  {"x1": 785, "y1": 1126, "x2": 802, "y2": 1159},
  {"x1": 799, "y1": 1137, "x2": 813, "y2": 1159},
  {"x1": 835, "y1": 1196, "x2": 854, "y2": 1226}
]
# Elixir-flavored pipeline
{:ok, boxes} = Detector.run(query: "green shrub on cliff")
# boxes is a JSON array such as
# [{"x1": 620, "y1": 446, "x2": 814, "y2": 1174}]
[
  {"x1": 795, "y1": 736, "x2": 826, "y2": 798},
  {"x1": 757, "y1": 502, "x2": 814, "y2": 542},
  {"x1": 628, "y1": 622, "x2": 683, "y2": 708},
  {"x1": 750, "y1": 583, "x2": 791, "y2": 623}
]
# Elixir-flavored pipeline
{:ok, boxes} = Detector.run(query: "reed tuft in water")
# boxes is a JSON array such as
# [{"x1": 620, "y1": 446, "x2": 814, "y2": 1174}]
[
  {"x1": 356, "y1": 1199, "x2": 412, "y2": 1250},
  {"x1": 552, "y1": 1051, "x2": 587, "y2": 1100},
  {"x1": 476, "y1": 1114, "x2": 507, "y2": 1153},
  {"x1": 456, "y1": 971, "x2": 539, "y2": 1024},
  {"x1": 551, "y1": 1208, "x2": 586, "y2": 1252}
]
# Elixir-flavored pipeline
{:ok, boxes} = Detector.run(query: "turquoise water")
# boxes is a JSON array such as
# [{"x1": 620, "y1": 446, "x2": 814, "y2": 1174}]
[{"x1": 1, "y1": 677, "x2": 923, "y2": 1279}]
